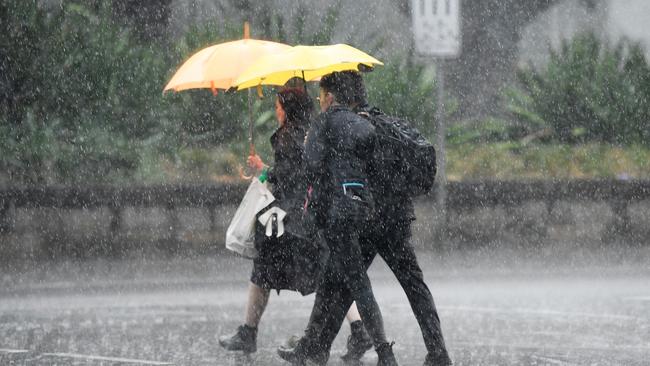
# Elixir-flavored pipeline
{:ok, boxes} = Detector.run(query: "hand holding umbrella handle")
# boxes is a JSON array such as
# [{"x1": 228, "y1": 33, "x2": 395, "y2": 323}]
[
  {"x1": 240, "y1": 154, "x2": 266, "y2": 180},
  {"x1": 247, "y1": 154, "x2": 265, "y2": 172}
]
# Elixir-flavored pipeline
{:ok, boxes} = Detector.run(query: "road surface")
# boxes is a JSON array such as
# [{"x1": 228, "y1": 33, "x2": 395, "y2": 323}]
[{"x1": 1, "y1": 252, "x2": 649, "y2": 365}]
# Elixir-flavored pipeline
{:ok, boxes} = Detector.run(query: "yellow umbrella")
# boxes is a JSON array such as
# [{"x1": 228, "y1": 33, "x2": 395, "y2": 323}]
[
  {"x1": 234, "y1": 44, "x2": 383, "y2": 90},
  {"x1": 163, "y1": 23, "x2": 291, "y2": 154},
  {"x1": 163, "y1": 26, "x2": 291, "y2": 93}
]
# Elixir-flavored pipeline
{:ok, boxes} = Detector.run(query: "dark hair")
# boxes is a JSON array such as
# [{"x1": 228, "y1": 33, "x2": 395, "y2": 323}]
[
  {"x1": 349, "y1": 71, "x2": 367, "y2": 106},
  {"x1": 277, "y1": 87, "x2": 313, "y2": 126},
  {"x1": 284, "y1": 76, "x2": 306, "y2": 89},
  {"x1": 319, "y1": 70, "x2": 365, "y2": 106}
]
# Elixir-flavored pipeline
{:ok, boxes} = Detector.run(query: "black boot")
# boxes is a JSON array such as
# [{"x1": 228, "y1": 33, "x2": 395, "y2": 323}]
[
  {"x1": 423, "y1": 352, "x2": 452, "y2": 366},
  {"x1": 341, "y1": 320, "x2": 373, "y2": 363},
  {"x1": 277, "y1": 337, "x2": 328, "y2": 366},
  {"x1": 376, "y1": 342, "x2": 398, "y2": 366},
  {"x1": 283, "y1": 334, "x2": 302, "y2": 349},
  {"x1": 218, "y1": 325, "x2": 257, "y2": 353}
]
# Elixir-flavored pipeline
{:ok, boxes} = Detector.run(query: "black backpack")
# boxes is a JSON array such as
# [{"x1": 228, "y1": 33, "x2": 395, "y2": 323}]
[{"x1": 358, "y1": 106, "x2": 437, "y2": 198}]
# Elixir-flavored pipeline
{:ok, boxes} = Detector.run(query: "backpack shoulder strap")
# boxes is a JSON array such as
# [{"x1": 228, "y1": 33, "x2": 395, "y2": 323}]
[{"x1": 355, "y1": 105, "x2": 383, "y2": 116}]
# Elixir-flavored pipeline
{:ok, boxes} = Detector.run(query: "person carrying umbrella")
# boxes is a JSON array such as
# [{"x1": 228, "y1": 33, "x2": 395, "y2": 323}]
[
  {"x1": 218, "y1": 83, "x2": 372, "y2": 358},
  {"x1": 278, "y1": 71, "x2": 399, "y2": 366},
  {"x1": 280, "y1": 71, "x2": 453, "y2": 366}
]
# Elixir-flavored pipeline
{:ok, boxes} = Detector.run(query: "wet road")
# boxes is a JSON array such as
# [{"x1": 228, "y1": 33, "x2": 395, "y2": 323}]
[{"x1": 1, "y1": 253, "x2": 649, "y2": 365}]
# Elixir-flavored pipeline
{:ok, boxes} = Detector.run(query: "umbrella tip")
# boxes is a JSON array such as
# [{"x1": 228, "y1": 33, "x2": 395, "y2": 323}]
[
  {"x1": 244, "y1": 21, "x2": 250, "y2": 39},
  {"x1": 358, "y1": 64, "x2": 374, "y2": 72}
]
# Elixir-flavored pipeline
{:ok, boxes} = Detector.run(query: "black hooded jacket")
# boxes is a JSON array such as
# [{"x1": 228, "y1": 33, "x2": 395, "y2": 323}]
[{"x1": 303, "y1": 104, "x2": 376, "y2": 218}]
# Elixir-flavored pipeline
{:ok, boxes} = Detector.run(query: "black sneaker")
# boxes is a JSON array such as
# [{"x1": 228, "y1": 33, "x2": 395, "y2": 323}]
[
  {"x1": 423, "y1": 352, "x2": 452, "y2": 366},
  {"x1": 341, "y1": 321, "x2": 373, "y2": 363},
  {"x1": 218, "y1": 325, "x2": 257, "y2": 353},
  {"x1": 376, "y1": 342, "x2": 398, "y2": 366}
]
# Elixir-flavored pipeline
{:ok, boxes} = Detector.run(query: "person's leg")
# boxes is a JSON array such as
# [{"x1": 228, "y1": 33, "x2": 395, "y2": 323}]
[
  {"x1": 345, "y1": 301, "x2": 361, "y2": 323},
  {"x1": 279, "y1": 205, "x2": 394, "y2": 364},
  {"x1": 219, "y1": 282, "x2": 271, "y2": 353},
  {"x1": 377, "y1": 220, "x2": 451, "y2": 365},
  {"x1": 277, "y1": 268, "x2": 347, "y2": 365},
  {"x1": 337, "y1": 230, "x2": 381, "y2": 361},
  {"x1": 279, "y1": 268, "x2": 385, "y2": 364},
  {"x1": 245, "y1": 282, "x2": 271, "y2": 327},
  {"x1": 343, "y1": 303, "x2": 373, "y2": 359},
  {"x1": 298, "y1": 226, "x2": 382, "y2": 361},
  {"x1": 322, "y1": 212, "x2": 399, "y2": 366},
  {"x1": 325, "y1": 219, "x2": 388, "y2": 347}
]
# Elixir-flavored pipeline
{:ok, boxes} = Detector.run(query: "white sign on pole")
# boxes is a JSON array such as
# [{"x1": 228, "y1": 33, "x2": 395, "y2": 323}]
[{"x1": 412, "y1": 0, "x2": 461, "y2": 57}]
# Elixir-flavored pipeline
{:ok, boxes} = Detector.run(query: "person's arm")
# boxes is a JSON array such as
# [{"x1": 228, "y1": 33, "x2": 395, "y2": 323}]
[
  {"x1": 247, "y1": 154, "x2": 270, "y2": 181},
  {"x1": 303, "y1": 115, "x2": 328, "y2": 185}
]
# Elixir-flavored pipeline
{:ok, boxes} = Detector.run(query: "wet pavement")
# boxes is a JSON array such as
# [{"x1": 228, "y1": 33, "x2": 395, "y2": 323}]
[{"x1": 1, "y1": 252, "x2": 649, "y2": 365}]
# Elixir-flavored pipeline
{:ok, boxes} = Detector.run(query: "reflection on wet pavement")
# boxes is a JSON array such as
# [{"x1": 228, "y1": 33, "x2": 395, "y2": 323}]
[{"x1": 1, "y1": 255, "x2": 649, "y2": 365}]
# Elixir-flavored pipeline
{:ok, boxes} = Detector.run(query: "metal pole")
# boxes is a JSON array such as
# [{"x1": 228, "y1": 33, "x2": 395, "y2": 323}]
[
  {"x1": 435, "y1": 59, "x2": 447, "y2": 211},
  {"x1": 248, "y1": 88, "x2": 255, "y2": 155},
  {"x1": 244, "y1": 21, "x2": 255, "y2": 156}
]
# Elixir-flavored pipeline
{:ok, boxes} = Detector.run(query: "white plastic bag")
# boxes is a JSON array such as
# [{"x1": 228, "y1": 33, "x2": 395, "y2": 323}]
[{"x1": 225, "y1": 179, "x2": 275, "y2": 259}]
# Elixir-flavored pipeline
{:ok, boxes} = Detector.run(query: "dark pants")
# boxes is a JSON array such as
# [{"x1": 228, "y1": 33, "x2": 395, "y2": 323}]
[
  {"x1": 308, "y1": 215, "x2": 451, "y2": 362},
  {"x1": 302, "y1": 195, "x2": 387, "y2": 356}
]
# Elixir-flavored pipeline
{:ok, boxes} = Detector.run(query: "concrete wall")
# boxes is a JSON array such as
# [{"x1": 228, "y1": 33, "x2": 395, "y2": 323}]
[
  {"x1": 0, "y1": 204, "x2": 237, "y2": 260},
  {"x1": 2, "y1": 182, "x2": 648, "y2": 261}
]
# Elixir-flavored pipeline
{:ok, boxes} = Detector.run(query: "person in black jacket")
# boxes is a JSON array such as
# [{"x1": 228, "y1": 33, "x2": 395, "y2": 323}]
[
  {"x1": 278, "y1": 72, "x2": 398, "y2": 366},
  {"x1": 280, "y1": 71, "x2": 453, "y2": 366},
  {"x1": 218, "y1": 86, "x2": 312, "y2": 353},
  {"x1": 219, "y1": 85, "x2": 373, "y2": 356}
]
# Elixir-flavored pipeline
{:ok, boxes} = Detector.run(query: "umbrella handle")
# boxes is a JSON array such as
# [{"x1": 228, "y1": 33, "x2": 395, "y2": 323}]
[{"x1": 238, "y1": 165, "x2": 254, "y2": 180}]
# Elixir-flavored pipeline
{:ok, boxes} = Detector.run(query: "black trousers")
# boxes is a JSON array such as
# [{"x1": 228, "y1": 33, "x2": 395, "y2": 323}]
[
  {"x1": 307, "y1": 216, "x2": 451, "y2": 362},
  {"x1": 302, "y1": 195, "x2": 387, "y2": 357}
]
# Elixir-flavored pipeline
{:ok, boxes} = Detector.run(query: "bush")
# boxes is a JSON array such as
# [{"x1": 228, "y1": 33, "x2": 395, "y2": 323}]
[
  {"x1": 0, "y1": 1, "x2": 176, "y2": 184},
  {"x1": 0, "y1": 2, "x2": 262, "y2": 185},
  {"x1": 506, "y1": 32, "x2": 650, "y2": 145},
  {"x1": 365, "y1": 56, "x2": 442, "y2": 138},
  {"x1": 446, "y1": 142, "x2": 650, "y2": 180},
  {"x1": 0, "y1": 2, "x2": 448, "y2": 184}
]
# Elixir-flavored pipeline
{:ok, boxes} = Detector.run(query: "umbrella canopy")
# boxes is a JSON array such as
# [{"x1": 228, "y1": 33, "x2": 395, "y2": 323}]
[
  {"x1": 162, "y1": 23, "x2": 292, "y2": 155},
  {"x1": 163, "y1": 38, "x2": 291, "y2": 93},
  {"x1": 233, "y1": 44, "x2": 383, "y2": 90}
]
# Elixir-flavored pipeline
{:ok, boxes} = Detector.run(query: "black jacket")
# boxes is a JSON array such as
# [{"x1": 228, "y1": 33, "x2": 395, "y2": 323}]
[
  {"x1": 267, "y1": 123, "x2": 308, "y2": 201},
  {"x1": 304, "y1": 104, "x2": 376, "y2": 220},
  {"x1": 253, "y1": 121, "x2": 325, "y2": 295}
]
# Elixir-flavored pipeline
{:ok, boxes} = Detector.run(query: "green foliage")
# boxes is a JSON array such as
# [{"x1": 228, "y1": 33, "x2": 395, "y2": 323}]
[
  {"x1": 446, "y1": 118, "x2": 534, "y2": 145},
  {"x1": 303, "y1": 2, "x2": 341, "y2": 45},
  {"x1": 1, "y1": 1, "x2": 176, "y2": 184},
  {"x1": 254, "y1": 0, "x2": 342, "y2": 45},
  {"x1": 507, "y1": 32, "x2": 650, "y2": 145},
  {"x1": 21, "y1": 2, "x2": 649, "y2": 184},
  {"x1": 447, "y1": 142, "x2": 650, "y2": 180},
  {"x1": 365, "y1": 57, "x2": 441, "y2": 138},
  {"x1": 0, "y1": 1, "x2": 272, "y2": 185}
]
